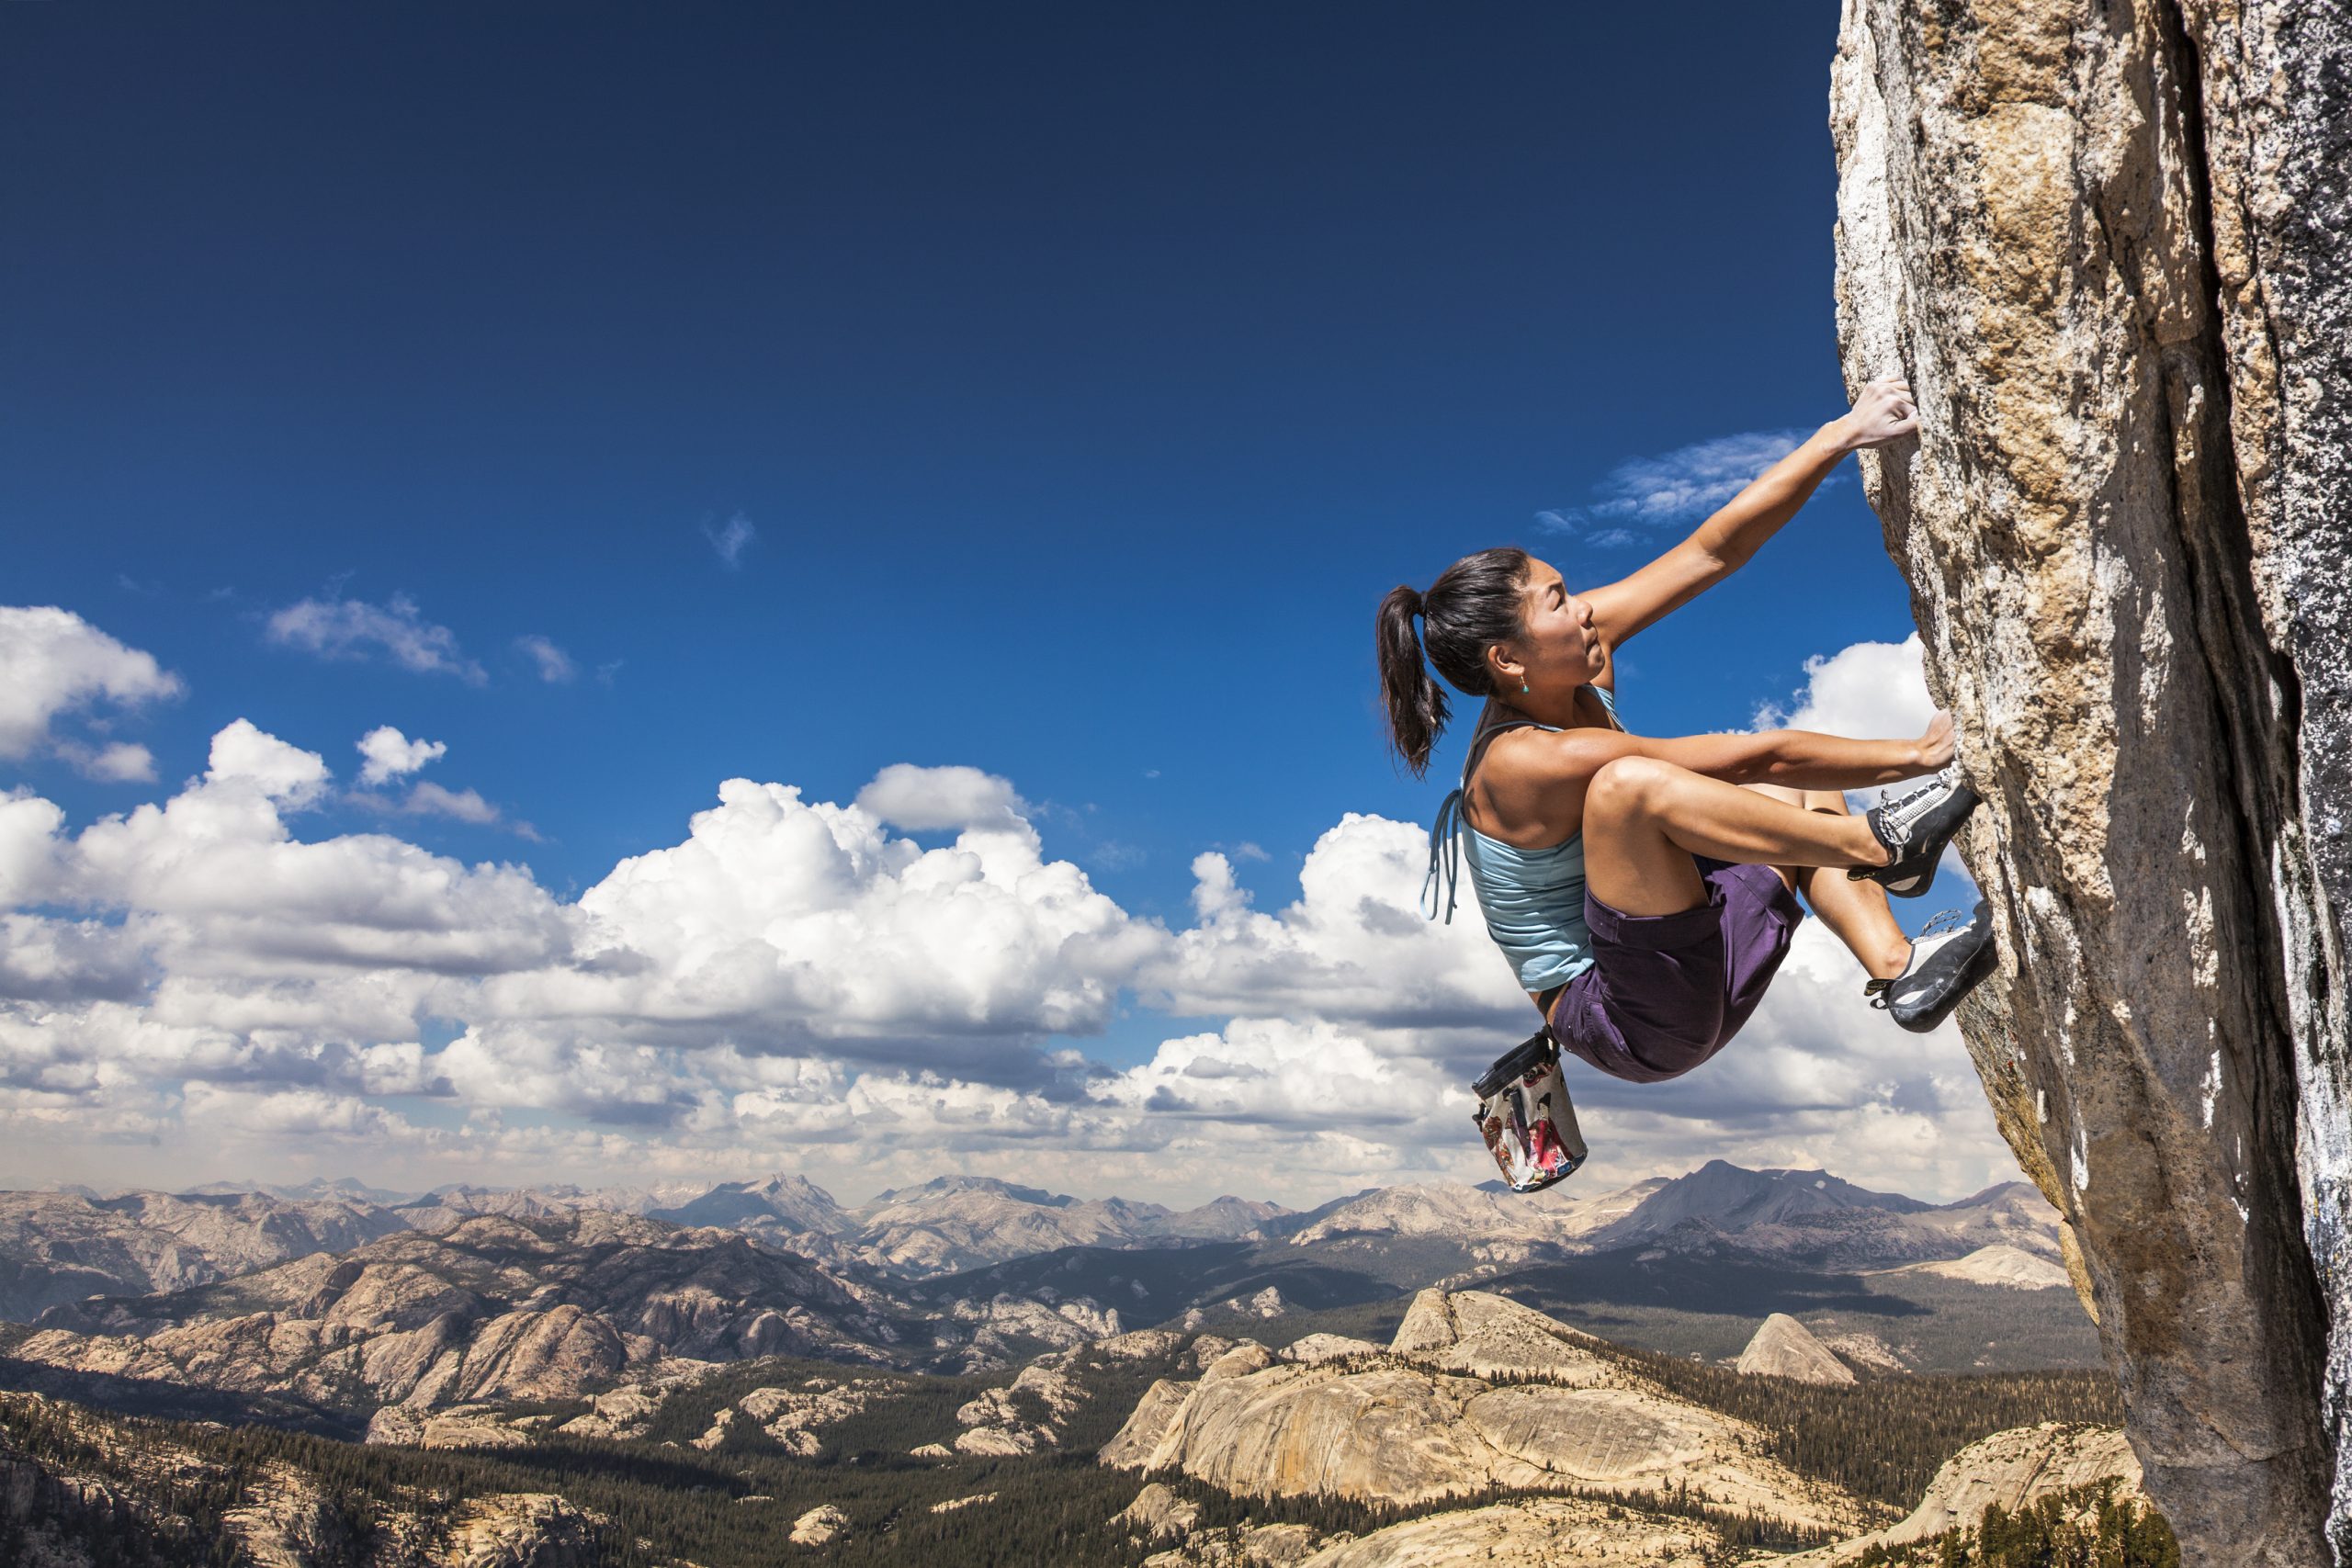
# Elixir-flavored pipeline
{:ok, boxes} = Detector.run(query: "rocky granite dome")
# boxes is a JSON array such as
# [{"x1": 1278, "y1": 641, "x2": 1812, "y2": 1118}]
[
  {"x1": 1889, "y1": 1244, "x2": 2071, "y2": 1292},
  {"x1": 1736, "y1": 1314, "x2": 1856, "y2": 1386},
  {"x1": 0, "y1": 1189, "x2": 411, "y2": 1321},
  {"x1": 1764, "y1": 1423, "x2": 2144, "y2": 1567},
  {"x1": 1101, "y1": 1288, "x2": 1866, "y2": 1535},
  {"x1": 1289, "y1": 1497, "x2": 1724, "y2": 1568},
  {"x1": 1831, "y1": 0, "x2": 2351, "y2": 1560}
]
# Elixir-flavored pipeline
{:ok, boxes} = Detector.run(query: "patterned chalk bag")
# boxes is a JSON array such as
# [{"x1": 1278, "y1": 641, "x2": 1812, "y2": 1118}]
[{"x1": 1471, "y1": 1030, "x2": 1588, "y2": 1193}]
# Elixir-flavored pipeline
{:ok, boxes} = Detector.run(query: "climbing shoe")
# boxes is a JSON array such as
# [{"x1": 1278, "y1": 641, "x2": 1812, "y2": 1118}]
[
  {"x1": 1867, "y1": 899, "x2": 1997, "y2": 1033},
  {"x1": 1848, "y1": 766, "x2": 1980, "y2": 897}
]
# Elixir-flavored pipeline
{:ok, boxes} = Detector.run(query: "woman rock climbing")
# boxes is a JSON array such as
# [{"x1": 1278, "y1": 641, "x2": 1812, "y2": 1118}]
[{"x1": 1378, "y1": 377, "x2": 1997, "y2": 1101}]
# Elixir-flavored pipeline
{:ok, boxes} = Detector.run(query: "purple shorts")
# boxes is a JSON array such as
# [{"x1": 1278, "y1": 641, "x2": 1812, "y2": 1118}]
[{"x1": 1545, "y1": 858, "x2": 1804, "y2": 1085}]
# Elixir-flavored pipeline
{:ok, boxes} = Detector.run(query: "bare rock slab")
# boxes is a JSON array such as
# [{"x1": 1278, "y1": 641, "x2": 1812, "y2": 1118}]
[{"x1": 1735, "y1": 1314, "x2": 1856, "y2": 1385}]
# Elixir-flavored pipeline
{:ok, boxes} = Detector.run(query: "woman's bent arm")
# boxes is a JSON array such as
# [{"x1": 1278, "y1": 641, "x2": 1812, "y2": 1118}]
[
  {"x1": 1538, "y1": 722, "x2": 1942, "y2": 795},
  {"x1": 1657, "y1": 727, "x2": 1934, "y2": 790}
]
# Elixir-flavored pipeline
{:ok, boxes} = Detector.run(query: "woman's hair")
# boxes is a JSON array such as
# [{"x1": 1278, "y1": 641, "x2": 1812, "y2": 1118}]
[{"x1": 1375, "y1": 546, "x2": 1532, "y2": 777}]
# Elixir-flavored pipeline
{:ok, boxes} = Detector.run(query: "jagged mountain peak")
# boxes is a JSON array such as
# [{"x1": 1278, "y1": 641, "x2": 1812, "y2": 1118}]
[
  {"x1": 1610, "y1": 1161, "x2": 1929, "y2": 1231},
  {"x1": 739, "y1": 1172, "x2": 837, "y2": 1199},
  {"x1": 655, "y1": 1173, "x2": 854, "y2": 1235},
  {"x1": 862, "y1": 1175, "x2": 1076, "y2": 1209}
]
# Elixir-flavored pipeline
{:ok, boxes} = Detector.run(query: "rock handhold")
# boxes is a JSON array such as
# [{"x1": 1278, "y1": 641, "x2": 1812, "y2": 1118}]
[{"x1": 1735, "y1": 1314, "x2": 1855, "y2": 1386}]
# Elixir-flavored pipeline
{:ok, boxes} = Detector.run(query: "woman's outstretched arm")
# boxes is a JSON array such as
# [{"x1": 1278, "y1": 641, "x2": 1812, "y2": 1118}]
[
  {"x1": 1583, "y1": 377, "x2": 1918, "y2": 649},
  {"x1": 1494, "y1": 711, "x2": 1953, "y2": 822}
]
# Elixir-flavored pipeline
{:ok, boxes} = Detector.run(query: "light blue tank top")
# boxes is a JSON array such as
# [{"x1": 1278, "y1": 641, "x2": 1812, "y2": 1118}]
[{"x1": 1423, "y1": 686, "x2": 1622, "y2": 992}]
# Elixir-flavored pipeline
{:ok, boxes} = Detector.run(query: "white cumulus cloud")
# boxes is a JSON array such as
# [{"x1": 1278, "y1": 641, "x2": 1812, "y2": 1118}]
[
  {"x1": 0, "y1": 607, "x2": 182, "y2": 772},
  {"x1": 1142, "y1": 813, "x2": 1528, "y2": 1032},
  {"x1": 1754, "y1": 632, "x2": 1933, "y2": 740},
  {"x1": 0, "y1": 640, "x2": 2021, "y2": 1207},
  {"x1": 505, "y1": 767, "x2": 1165, "y2": 1048},
  {"x1": 854, "y1": 763, "x2": 1024, "y2": 831},
  {"x1": 356, "y1": 726, "x2": 447, "y2": 786}
]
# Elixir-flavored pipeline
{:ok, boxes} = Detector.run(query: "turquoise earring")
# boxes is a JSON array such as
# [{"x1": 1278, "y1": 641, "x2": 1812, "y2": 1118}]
[{"x1": 1521, "y1": 681, "x2": 1530, "y2": 694}]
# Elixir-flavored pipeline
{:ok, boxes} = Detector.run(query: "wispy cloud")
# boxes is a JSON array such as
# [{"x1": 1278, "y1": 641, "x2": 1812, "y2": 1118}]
[
  {"x1": 346, "y1": 777, "x2": 538, "y2": 838},
  {"x1": 1537, "y1": 428, "x2": 1816, "y2": 546},
  {"x1": 266, "y1": 594, "x2": 486, "y2": 682},
  {"x1": 404, "y1": 781, "x2": 517, "y2": 830},
  {"x1": 703, "y1": 513, "x2": 757, "y2": 571},
  {"x1": 514, "y1": 635, "x2": 576, "y2": 683}
]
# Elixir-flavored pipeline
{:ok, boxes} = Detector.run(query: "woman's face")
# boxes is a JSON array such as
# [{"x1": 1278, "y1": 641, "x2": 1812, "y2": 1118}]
[{"x1": 1514, "y1": 558, "x2": 1602, "y2": 685}]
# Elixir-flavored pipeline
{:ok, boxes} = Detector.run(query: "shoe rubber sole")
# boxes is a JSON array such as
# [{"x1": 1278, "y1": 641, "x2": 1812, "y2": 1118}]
[{"x1": 1891, "y1": 924, "x2": 1998, "y2": 1033}]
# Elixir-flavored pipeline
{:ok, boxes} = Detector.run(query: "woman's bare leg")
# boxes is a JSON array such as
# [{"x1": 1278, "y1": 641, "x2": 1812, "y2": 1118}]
[
  {"x1": 1581, "y1": 756, "x2": 1886, "y2": 919},
  {"x1": 1785, "y1": 788, "x2": 1912, "y2": 981},
  {"x1": 1737, "y1": 783, "x2": 1807, "y2": 894}
]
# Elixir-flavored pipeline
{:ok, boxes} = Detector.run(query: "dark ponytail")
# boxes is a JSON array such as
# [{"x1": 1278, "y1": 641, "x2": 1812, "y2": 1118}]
[
  {"x1": 1377, "y1": 585, "x2": 1447, "y2": 777},
  {"x1": 1374, "y1": 547, "x2": 1532, "y2": 778}
]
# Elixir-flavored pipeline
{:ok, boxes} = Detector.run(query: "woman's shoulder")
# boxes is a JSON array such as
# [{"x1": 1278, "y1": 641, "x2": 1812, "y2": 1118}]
[{"x1": 1467, "y1": 692, "x2": 1626, "y2": 818}]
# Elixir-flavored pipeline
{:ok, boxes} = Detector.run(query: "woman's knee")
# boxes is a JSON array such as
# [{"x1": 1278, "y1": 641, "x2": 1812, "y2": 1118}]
[{"x1": 1588, "y1": 754, "x2": 1679, "y2": 819}]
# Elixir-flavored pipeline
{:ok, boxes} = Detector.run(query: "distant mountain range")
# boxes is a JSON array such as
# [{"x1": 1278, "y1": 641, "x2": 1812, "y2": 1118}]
[
  {"x1": 0, "y1": 1157, "x2": 2091, "y2": 1459},
  {"x1": 654, "y1": 1173, "x2": 1295, "y2": 1274},
  {"x1": 0, "y1": 1160, "x2": 2062, "y2": 1341},
  {"x1": 0, "y1": 1189, "x2": 413, "y2": 1322},
  {"x1": 0, "y1": 1161, "x2": 2060, "y2": 1392}
]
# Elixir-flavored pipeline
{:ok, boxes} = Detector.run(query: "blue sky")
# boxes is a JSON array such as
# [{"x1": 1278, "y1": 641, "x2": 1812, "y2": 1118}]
[{"x1": 0, "y1": 4, "x2": 1995, "y2": 1204}]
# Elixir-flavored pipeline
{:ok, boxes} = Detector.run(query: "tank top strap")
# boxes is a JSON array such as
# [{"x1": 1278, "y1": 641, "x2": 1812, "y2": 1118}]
[{"x1": 1423, "y1": 716, "x2": 1563, "y2": 926}]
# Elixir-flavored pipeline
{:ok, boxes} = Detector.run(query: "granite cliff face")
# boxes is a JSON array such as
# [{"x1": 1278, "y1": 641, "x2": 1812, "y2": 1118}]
[{"x1": 1829, "y1": 2, "x2": 2352, "y2": 1561}]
